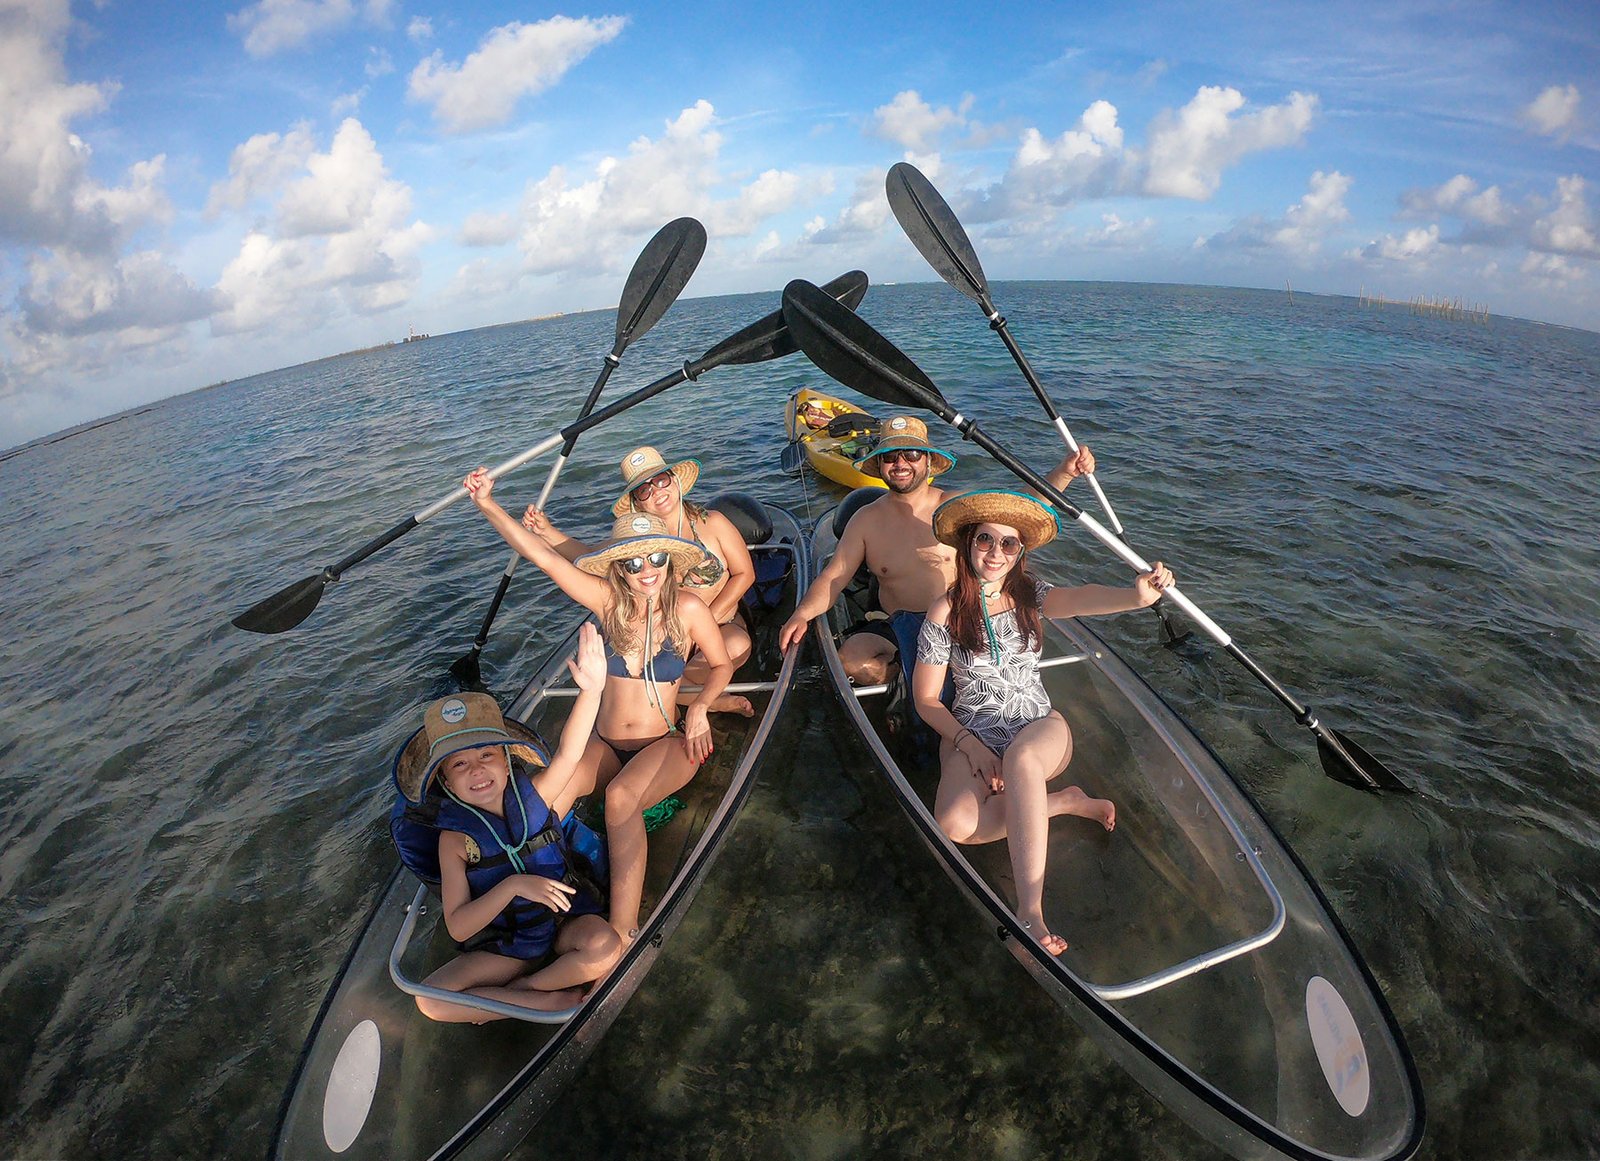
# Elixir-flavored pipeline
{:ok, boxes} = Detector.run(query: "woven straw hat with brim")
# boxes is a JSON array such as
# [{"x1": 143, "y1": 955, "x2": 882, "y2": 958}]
[
  {"x1": 611, "y1": 446, "x2": 701, "y2": 516},
  {"x1": 852, "y1": 415, "x2": 957, "y2": 479},
  {"x1": 933, "y1": 489, "x2": 1060, "y2": 551},
  {"x1": 393, "y1": 692, "x2": 545, "y2": 803},
  {"x1": 575, "y1": 512, "x2": 708, "y2": 576}
]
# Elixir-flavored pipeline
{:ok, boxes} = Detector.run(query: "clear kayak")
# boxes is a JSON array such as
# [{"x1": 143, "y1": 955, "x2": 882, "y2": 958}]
[
  {"x1": 809, "y1": 494, "x2": 1424, "y2": 1161},
  {"x1": 784, "y1": 386, "x2": 887, "y2": 491},
  {"x1": 271, "y1": 498, "x2": 808, "y2": 1161}
]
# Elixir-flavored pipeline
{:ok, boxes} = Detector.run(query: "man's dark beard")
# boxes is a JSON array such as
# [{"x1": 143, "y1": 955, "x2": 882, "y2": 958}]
[{"x1": 883, "y1": 466, "x2": 928, "y2": 494}]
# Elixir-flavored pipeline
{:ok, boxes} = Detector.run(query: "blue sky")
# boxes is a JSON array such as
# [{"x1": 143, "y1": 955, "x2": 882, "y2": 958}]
[{"x1": 2, "y1": 0, "x2": 1596, "y2": 445}]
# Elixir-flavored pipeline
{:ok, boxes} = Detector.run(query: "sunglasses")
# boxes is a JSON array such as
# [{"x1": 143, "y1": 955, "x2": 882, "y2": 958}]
[
  {"x1": 973, "y1": 531, "x2": 1024, "y2": 556},
  {"x1": 877, "y1": 448, "x2": 926, "y2": 466},
  {"x1": 630, "y1": 470, "x2": 675, "y2": 502},
  {"x1": 619, "y1": 551, "x2": 671, "y2": 575}
]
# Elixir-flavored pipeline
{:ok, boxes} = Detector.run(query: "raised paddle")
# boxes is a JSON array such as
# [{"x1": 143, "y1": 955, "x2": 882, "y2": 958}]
[
  {"x1": 452, "y1": 217, "x2": 706, "y2": 685},
  {"x1": 232, "y1": 270, "x2": 870, "y2": 635},
  {"x1": 885, "y1": 162, "x2": 1192, "y2": 647},
  {"x1": 780, "y1": 278, "x2": 1408, "y2": 793}
]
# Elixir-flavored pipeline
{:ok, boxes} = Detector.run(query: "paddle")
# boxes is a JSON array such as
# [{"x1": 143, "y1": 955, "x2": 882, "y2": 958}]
[
  {"x1": 231, "y1": 270, "x2": 870, "y2": 635},
  {"x1": 885, "y1": 162, "x2": 1192, "y2": 647},
  {"x1": 779, "y1": 279, "x2": 1408, "y2": 793},
  {"x1": 451, "y1": 217, "x2": 706, "y2": 685}
]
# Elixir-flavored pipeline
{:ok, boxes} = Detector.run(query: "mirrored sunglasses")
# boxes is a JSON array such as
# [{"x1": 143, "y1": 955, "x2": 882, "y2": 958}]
[
  {"x1": 631, "y1": 470, "x2": 676, "y2": 501},
  {"x1": 877, "y1": 448, "x2": 926, "y2": 466},
  {"x1": 973, "y1": 530, "x2": 1024, "y2": 556},
  {"x1": 619, "y1": 550, "x2": 671, "y2": 575}
]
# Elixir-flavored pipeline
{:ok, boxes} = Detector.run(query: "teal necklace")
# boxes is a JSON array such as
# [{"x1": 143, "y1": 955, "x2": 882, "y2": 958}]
[{"x1": 979, "y1": 583, "x2": 1005, "y2": 667}]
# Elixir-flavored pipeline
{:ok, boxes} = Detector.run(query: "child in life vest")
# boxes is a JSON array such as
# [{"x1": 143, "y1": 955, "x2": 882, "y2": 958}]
[{"x1": 400, "y1": 624, "x2": 621, "y2": 1022}]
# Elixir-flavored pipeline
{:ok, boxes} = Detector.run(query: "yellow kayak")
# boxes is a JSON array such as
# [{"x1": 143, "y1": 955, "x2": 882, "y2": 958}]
[{"x1": 784, "y1": 387, "x2": 885, "y2": 490}]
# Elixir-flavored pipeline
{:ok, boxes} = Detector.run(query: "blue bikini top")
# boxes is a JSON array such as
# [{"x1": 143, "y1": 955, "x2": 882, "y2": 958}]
[{"x1": 604, "y1": 635, "x2": 687, "y2": 683}]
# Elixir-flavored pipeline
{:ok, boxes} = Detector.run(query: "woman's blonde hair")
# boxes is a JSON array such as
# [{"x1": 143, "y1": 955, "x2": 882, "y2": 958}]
[{"x1": 599, "y1": 562, "x2": 689, "y2": 667}]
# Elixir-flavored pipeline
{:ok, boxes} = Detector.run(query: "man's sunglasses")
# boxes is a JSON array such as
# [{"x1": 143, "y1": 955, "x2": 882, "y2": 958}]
[
  {"x1": 630, "y1": 470, "x2": 675, "y2": 502},
  {"x1": 619, "y1": 551, "x2": 671, "y2": 574},
  {"x1": 973, "y1": 531, "x2": 1024, "y2": 556},
  {"x1": 877, "y1": 448, "x2": 926, "y2": 466}
]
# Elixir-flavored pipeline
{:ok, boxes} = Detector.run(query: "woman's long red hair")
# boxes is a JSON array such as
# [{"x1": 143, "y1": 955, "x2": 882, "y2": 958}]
[{"x1": 947, "y1": 526, "x2": 1042, "y2": 655}]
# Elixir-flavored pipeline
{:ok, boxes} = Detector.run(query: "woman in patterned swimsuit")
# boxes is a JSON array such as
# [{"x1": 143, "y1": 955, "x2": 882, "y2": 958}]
[
  {"x1": 523, "y1": 445, "x2": 756, "y2": 716},
  {"x1": 912, "y1": 489, "x2": 1174, "y2": 957}
]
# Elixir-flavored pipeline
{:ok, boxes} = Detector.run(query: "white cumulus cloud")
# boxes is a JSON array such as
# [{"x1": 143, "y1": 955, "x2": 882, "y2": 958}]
[
  {"x1": 212, "y1": 119, "x2": 431, "y2": 333},
  {"x1": 869, "y1": 90, "x2": 975, "y2": 153},
  {"x1": 1530, "y1": 175, "x2": 1599, "y2": 257},
  {"x1": 1401, "y1": 174, "x2": 1512, "y2": 226},
  {"x1": 408, "y1": 15, "x2": 626, "y2": 134},
  {"x1": 1521, "y1": 84, "x2": 1580, "y2": 138},
  {"x1": 1358, "y1": 224, "x2": 1441, "y2": 262},
  {"x1": 1144, "y1": 87, "x2": 1317, "y2": 199}
]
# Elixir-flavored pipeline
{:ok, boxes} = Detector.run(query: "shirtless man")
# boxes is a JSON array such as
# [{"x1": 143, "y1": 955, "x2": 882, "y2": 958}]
[{"x1": 778, "y1": 414, "x2": 1093, "y2": 680}]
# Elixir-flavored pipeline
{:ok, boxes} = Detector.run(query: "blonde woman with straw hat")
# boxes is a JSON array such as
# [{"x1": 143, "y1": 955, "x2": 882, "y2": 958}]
[
  {"x1": 463, "y1": 466, "x2": 735, "y2": 944},
  {"x1": 523, "y1": 445, "x2": 756, "y2": 716},
  {"x1": 914, "y1": 489, "x2": 1173, "y2": 957}
]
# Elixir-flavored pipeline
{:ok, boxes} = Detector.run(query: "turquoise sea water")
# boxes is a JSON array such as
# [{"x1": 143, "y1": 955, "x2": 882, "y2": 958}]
[{"x1": 1, "y1": 282, "x2": 1597, "y2": 1159}]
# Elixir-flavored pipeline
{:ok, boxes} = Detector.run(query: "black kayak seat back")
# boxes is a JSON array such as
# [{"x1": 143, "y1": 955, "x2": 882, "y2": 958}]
[
  {"x1": 833, "y1": 486, "x2": 883, "y2": 539},
  {"x1": 710, "y1": 492, "x2": 772, "y2": 545},
  {"x1": 826, "y1": 411, "x2": 878, "y2": 438}
]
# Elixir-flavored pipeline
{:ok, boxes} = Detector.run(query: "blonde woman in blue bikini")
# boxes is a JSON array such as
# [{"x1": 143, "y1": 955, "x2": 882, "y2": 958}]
[
  {"x1": 912, "y1": 488, "x2": 1174, "y2": 957},
  {"x1": 523, "y1": 445, "x2": 756, "y2": 716},
  {"x1": 463, "y1": 467, "x2": 734, "y2": 944}
]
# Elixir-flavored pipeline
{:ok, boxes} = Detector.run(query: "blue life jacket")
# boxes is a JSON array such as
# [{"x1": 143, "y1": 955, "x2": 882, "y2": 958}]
[{"x1": 390, "y1": 760, "x2": 607, "y2": 960}]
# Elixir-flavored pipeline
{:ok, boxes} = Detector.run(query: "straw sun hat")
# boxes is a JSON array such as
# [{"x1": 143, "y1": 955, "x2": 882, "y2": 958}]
[
  {"x1": 852, "y1": 415, "x2": 956, "y2": 478},
  {"x1": 574, "y1": 512, "x2": 708, "y2": 576},
  {"x1": 611, "y1": 445, "x2": 700, "y2": 515},
  {"x1": 932, "y1": 489, "x2": 1060, "y2": 552},
  {"x1": 392, "y1": 692, "x2": 544, "y2": 803}
]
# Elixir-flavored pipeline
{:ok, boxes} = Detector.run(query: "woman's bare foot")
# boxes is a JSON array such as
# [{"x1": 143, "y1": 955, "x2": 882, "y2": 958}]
[
  {"x1": 1020, "y1": 916, "x2": 1068, "y2": 956},
  {"x1": 1049, "y1": 785, "x2": 1116, "y2": 832},
  {"x1": 706, "y1": 693, "x2": 754, "y2": 716}
]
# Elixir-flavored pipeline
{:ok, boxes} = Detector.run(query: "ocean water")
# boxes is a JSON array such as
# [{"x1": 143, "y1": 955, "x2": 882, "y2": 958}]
[{"x1": 1, "y1": 281, "x2": 1597, "y2": 1159}]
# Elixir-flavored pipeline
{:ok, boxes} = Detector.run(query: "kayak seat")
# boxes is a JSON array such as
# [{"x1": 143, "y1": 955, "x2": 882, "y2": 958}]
[
  {"x1": 710, "y1": 492, "x2": 772, "y2": 545},
  {"x1": 832, "y1": 486, "x2": 882, "y2": 539},
  {"x1": 826, "y1": 412, "x2": 878, "y2": 438}
]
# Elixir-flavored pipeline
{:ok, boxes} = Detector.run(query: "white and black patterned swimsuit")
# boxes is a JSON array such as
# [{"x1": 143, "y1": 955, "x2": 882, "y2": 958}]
[{"x1": 917, "y1": 579, "x2": 1055, "y2": 756}]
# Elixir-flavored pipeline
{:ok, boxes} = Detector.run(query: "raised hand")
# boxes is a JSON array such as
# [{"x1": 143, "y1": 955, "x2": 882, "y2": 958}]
[{"x1": 567, "y1": 622, "x2": 606, "y2": 693}]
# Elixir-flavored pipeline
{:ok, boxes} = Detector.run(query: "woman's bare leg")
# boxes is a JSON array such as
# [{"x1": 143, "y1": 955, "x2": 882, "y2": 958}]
[
  {"x1": 1000, "y1": 715, "x2": 1076, "y2": 955},
  {"x1": 602, "y1": 739, "x2": 700, "y2": 939},
  {"x1": 681, "y1": 622, "x2": 754, "y2": 715}
]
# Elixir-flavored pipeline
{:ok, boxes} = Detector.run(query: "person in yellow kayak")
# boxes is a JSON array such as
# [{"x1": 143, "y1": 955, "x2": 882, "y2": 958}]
[
  {"x1": 913, "y1": 488, "x2": 1173, "y2": 956},
  {"x1": 522, "y1": 445, "x2": 755, "y2": 717}
]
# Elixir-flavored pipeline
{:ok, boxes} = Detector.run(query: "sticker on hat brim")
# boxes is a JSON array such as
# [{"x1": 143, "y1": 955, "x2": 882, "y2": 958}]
[
  {"x1": 440, "y1": 698, "x2": 467, "y2": 723},
  {"x1": 890, "y1": 417, "x2": 908, "y2": 430},
  {"x1": 629, "y1": 452, "x2": 646, "y2": 465}
]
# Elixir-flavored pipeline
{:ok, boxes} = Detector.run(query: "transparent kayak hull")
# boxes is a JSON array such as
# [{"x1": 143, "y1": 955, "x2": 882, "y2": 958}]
[
  {"x1": 810, "y1": 503, "x2": 1423, "y2": 1161},
  {"x1": 271, "y1": 501, "x2": 808, "y2": 1161}
]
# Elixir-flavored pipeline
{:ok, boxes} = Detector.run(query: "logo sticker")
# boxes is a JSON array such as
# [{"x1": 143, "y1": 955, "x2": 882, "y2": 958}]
[
  {"x1": 890, "y1": 417, "x2": 908, "y2": 431},
  {"x1": 630, "y1": 515, "x2": 652, "y2": 534},
  {"x1": 463, "y1": 835, "x2": 481, "y2": 865},
  {"x1": 440, "y1": 698, "x2": 468, "y2": 724},
  {"x1": 629, "y1": 451, "x2": 646, "y2": 466}
]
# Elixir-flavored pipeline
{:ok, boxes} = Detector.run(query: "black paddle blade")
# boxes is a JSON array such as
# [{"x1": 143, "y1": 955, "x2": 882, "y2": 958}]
[
  {"x1": 780, "y1": 280, "x2": 947, "y2": 416},
  {"x1": 885, "y1": 162, "x2": 990, "y2": 307},
  {"x1": 232, "y1": 572, "x2": 329, "y2": 634},
  {"x1": 1317, "y1": 727, "x2": 1411, "y2": 793},
  {"x1": 779, "y1": 440, "x2": 806, "y2": 475},
  {"x1": 615, "y1": 217, "x2": 706, "y2": 346},
  {"x1": 695, "y1": 270, "x2": 869, "y2": 369}
]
